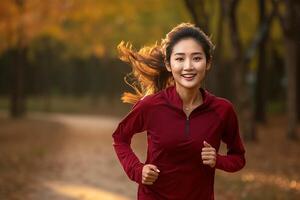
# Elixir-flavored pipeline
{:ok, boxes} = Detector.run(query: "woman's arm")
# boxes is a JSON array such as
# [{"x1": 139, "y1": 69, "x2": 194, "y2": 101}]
[
  {"x1": 112, "y1": 100, "x2": 148, "y2": 184},
  {"x1": 215, "y1": 104, "x2": 246, "y2": 172}
]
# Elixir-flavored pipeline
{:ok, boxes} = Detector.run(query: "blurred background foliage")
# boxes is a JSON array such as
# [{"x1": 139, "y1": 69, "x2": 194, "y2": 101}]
[
  {"x1": 0, "y1": 0, "x2": 191, "y2": 114},
  {"x1": 0, "y1": 0, "x2": 299, "y2": 138}
]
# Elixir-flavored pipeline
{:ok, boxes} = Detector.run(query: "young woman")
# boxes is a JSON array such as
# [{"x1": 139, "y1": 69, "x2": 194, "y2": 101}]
[{"x1": 112, "y1": 23, "x2": 246, "y2": 200}]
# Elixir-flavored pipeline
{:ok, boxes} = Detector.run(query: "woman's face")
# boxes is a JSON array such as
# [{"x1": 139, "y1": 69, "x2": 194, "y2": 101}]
[{"x1": 167, "y1": 38, "x2": 210, "y2": 90}]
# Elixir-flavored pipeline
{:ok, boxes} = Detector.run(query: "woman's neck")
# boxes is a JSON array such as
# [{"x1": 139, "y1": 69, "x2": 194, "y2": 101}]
[{"x1": 175, "y1": 84, "x2": 203, "y2": 108}]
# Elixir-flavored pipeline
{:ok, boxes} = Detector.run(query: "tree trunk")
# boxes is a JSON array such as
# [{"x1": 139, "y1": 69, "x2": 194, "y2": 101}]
[
  {"x1": 297, "y1": 46, "x2": 300, "y2": 120},
  {"x1": 255, "y1": 0, "x2": 267, "y2": 123},
  {"x1": 10, "y1": 47, "x2": 26, "y2": 118},
  {"x1": 279, "y1": 0, "x2": 300, "y2": 139},
  {"x1": 228, "y1": 0, "x2": 256, "y2": 141},
  {"x1": 10, "y1": 0, "x2": 27, "y2": 118},
  {"x1": 284, "y1": 38, "x2": 298, "y2": 139},
  {"x1": 207, "y1": 0, "x2": 226, "y2": 96}
]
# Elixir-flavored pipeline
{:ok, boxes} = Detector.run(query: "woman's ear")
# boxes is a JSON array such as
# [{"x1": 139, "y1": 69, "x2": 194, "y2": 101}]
[
  {"x1": 206, "y1": 60, "x2": 212, "y2": 71},
  {"x1": 165, "y1": 62, "x2": 172, "y2": 72}
]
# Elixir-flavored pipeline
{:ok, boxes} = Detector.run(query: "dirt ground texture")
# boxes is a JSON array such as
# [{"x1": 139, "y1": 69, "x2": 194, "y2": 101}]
[{"x1": 0, "y1": 112, "x2": 299, "y2": 200}]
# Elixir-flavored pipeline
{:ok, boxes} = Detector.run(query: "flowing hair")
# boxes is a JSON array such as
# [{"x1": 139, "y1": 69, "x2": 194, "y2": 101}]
[{"x1": 118, "y1": 23, "x2": 214, "y2": 104}]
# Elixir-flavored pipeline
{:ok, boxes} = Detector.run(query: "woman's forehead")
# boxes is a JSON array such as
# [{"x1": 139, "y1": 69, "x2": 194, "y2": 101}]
[{"x1": 172, "y1": 38, "x2": 204, "y2": 55}]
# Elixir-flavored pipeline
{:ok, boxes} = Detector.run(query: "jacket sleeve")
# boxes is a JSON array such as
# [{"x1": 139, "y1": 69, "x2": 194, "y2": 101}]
[
  {"x1": 112, "y1": 99, "x2": 148, "y2": 184},
  {"x1": 216, "y1": 103, "x2": 246, "y2": 172}
]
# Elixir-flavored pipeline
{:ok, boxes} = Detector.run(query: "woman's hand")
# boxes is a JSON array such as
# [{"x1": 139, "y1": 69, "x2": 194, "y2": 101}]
[
  {"x1": 142, "y1": 164, "x2": 160, "y2": 185},
  {"x1": 201, "y1": 141, "x2": 216, "y2": 168}
]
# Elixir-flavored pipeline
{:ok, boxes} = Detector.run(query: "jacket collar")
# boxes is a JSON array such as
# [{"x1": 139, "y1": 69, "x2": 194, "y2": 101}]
[{"x1": 162, "y1": 85, "x2": 213, "y2": 111}]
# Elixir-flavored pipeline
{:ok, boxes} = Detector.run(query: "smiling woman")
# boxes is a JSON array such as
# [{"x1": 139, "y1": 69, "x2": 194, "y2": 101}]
[
  {"x1": 166, "y1": 38, "x2": 211, "y2": 113},
  {"x1": 167, "y1": 38, "x2": 210, "y2": 88},
  {"x1": 112, "y1": 23, "x2": 246, "y2": 200}
]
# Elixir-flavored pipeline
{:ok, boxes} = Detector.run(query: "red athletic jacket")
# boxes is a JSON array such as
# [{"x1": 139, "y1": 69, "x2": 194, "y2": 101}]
[{"x1": 112, "y1": 86, "x2": 246, "y2": 200}]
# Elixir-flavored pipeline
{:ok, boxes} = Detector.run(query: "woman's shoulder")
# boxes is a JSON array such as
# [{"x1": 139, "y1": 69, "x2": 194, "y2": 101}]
[
  {"x1": 209, "y1": 94, "x2": 236, "y2": 116},
  {"x1": 134, "y1": 90, "x2": 165, "y2": 109},
  {"x1": 214, "y1": 96, "x2": 234, "y2": 108}
]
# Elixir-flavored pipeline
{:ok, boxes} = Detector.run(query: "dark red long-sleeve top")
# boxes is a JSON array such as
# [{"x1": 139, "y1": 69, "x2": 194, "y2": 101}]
[{"x1": 112, "y1": 86, "x2": 246, "y2": 200}]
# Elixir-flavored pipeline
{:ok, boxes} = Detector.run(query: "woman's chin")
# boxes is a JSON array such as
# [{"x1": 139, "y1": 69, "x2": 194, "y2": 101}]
[{"x1": 176, "y1": 80, "x2": 201, "y2": 90}]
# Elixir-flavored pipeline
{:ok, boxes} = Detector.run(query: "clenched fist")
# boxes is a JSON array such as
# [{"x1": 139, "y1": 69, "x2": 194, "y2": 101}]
[
  {"x1": 201, "y1": 141, "x2": 216, "y2": 168},
  {"x1": 142, "y1": 164, "x2": 160, "y2": 185}
]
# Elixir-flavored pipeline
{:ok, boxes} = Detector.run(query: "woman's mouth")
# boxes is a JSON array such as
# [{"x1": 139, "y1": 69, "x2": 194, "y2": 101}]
[{"x1": 181, "y1": 74, "x2": 197, "y2": 81}]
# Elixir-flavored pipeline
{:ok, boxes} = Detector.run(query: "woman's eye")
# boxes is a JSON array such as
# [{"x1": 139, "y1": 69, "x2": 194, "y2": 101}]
[
  {"x1": 193, "y1": 57, "x2": 202, "y2": 61},
  {"x1": 175, "y1": 57, "x2": 184, "y2": 61}
]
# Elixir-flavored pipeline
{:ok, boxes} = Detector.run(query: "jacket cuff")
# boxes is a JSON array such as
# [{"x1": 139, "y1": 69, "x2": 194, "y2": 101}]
[
  {"x1": 134, "y1": 163, "x2": 144, "y2": 184},
  {"x1": 215, "y1": 154, "x2": 225, "y2": 170}
]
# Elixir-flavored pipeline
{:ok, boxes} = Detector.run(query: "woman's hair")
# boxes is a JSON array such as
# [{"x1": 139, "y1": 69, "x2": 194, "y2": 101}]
[{"x1": 118, "y1": 22, "x2": 214, "y2": 104}]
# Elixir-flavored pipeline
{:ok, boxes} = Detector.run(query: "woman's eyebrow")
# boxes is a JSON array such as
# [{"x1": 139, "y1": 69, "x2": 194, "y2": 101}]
[
  {"x1": 173, "y1": 52, "x2": 203, "y2": 56},
  {"x1": 173, "y1": 52, "x2": 185, "y2": 56},
  {"x1": 191, "y1": 52, "x2": 203, "y2": 55}
]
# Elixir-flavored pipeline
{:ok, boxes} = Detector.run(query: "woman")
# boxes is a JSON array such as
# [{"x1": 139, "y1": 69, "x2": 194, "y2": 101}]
[{"x1": 112, "y1": 23, "x2": 246, "y2": 200}]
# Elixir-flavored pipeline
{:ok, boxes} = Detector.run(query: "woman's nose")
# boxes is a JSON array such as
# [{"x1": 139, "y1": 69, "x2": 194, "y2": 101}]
[{"x1": 183, "y1": 59, "x2": 193, "y2": 70}]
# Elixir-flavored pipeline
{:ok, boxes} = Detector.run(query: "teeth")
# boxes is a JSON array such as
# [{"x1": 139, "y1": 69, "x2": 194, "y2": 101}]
[{"x1": 182, "y1": 74, "x2": 196, "y2": 78}]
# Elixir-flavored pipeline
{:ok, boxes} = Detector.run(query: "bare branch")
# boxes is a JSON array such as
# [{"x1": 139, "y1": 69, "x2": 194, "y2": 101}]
[
  {"x1": 228, "y1": 0, "x2": 242, "y2": 58},
  {"x1": 184, "y1": 0, "x2": 209, "y2": 32},
  {"x1": 271, "y1": 0, "x2": 288, "y2": 33},
  {"x1": 244, "y1": 1, "x2": 277, "y2": 64}
]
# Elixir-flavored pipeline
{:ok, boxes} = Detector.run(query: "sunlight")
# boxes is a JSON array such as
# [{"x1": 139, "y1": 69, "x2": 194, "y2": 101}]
[
  {"x1": 241, "y1": 171, "x2": 300, "y2": 191},
  {"x1": 44, "y1": 181, "x2": 130, "y2": 200}
]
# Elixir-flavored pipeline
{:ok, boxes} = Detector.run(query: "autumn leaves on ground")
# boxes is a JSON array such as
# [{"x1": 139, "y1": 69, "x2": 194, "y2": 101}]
[{"x1": 0, "y1": 112, "x2": 299, "y2": 200}]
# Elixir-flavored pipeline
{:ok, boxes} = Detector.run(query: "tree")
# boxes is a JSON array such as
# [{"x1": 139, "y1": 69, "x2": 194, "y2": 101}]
[
  {"x1": 10, "y1": 0, "x2": 27, "y2": 118},
  {"x1": 0, "y1": 0, "x2": 65, "y2": 117},
  {"x1": 255, "y1": 0, "x2": 268, "y2": 123},
  {"x1": 274, "y1": 0, "x2": 300, "y2": 139}
]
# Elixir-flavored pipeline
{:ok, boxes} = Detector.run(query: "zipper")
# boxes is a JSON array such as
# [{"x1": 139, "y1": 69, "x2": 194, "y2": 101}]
[
  {"x1": 165, "y1": 101, "x2": 194, "y2": 137},
  {"x1": 185, "y1": 116, "x2": 190, "y2": 136},
  {"x1": 164, "y1": 87, "x2": 207, "y2": 137}
]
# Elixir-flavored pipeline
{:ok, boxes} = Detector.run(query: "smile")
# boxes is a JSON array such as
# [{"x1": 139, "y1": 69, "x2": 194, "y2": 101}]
[{"x1": 181, "y1": 74, "x2": 197, "y2": 80}]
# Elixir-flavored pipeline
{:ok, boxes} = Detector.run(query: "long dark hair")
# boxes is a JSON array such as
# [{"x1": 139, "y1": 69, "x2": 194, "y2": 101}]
[{"x1": 118, "y1": 22, "x2": 214, "y2": 104}]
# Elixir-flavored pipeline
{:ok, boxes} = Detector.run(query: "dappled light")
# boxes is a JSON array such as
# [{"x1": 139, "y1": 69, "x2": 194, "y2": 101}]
[
  {"x1": 44, "y1": 181, "x2": 130, "y2": 200},
  {"x1": 241, "y1": 171, "x2": 299, "y2": 191}
]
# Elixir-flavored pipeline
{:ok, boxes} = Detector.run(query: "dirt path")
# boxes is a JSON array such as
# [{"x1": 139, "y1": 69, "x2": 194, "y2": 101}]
[
  {"x1": 0, "y1": 112, "x2": 147, "y2": 200},
  {"x1": 0, "y1": 112, "x2": 299, "y2": 200}
]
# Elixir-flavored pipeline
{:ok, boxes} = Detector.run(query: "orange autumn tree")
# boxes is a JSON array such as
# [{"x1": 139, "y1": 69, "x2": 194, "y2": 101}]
[
  {"x1": 0, "y1": 0, "x2": 190, "y2": 117},
  {"x1": 0, "y1": 0, "x2": 68, "y2": 117}
]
